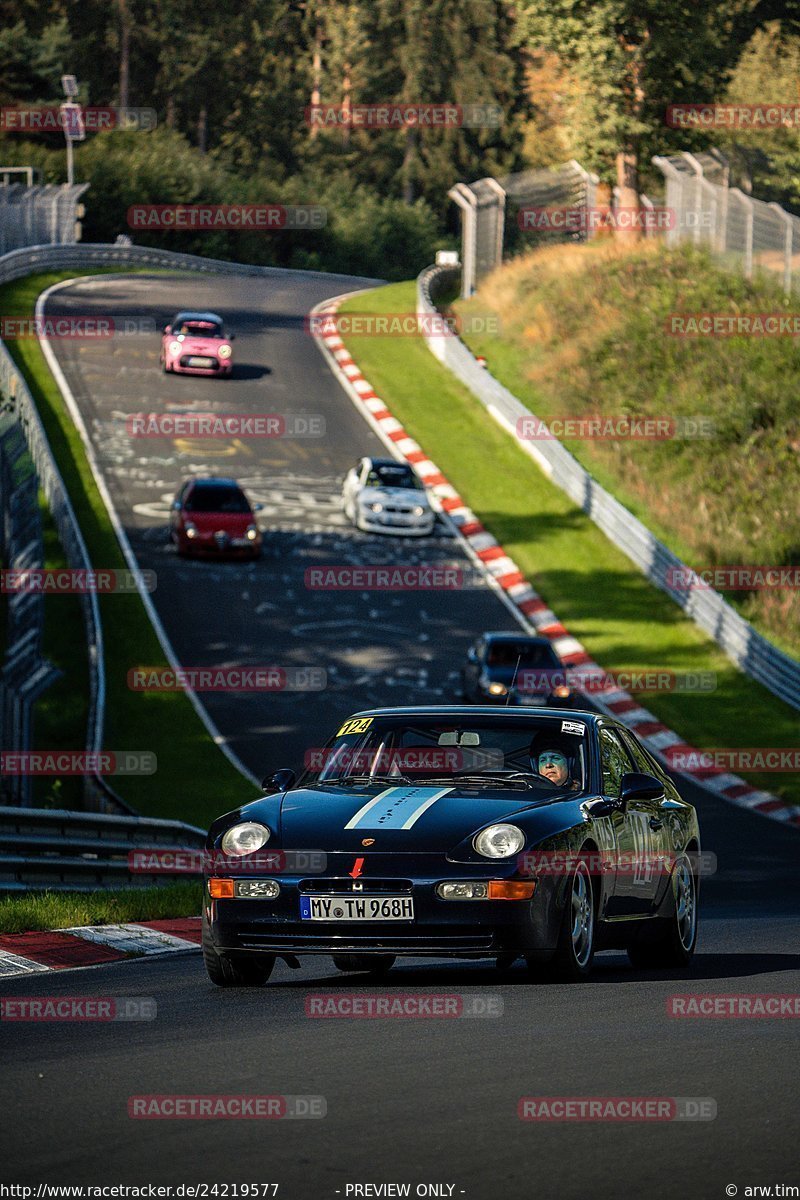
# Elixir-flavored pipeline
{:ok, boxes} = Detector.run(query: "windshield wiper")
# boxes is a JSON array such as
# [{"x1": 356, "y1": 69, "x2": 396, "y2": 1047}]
[{"x1": 323, "y1": 773, "x2": 414, "y2": 786}]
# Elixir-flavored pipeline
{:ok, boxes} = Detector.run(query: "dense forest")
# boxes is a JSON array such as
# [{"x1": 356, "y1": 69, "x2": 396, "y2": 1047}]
[{"x1": 2, "y1": 1, "x2": 799, "y2": 276}]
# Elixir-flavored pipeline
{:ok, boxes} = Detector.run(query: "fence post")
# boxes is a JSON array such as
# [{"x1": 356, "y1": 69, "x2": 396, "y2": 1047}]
[
  {"x1": 730, "y1": 189, "x2": 754, "y2": 279},
  {"x1": 768, "y1": 202, "x2": 793, "y2": 295},
  {"x1": 448, "y1": 183, "x2": 478, "y2": 298},
  {"x1": 484, "y1": 177, "x2": 507, "y2": 271}
]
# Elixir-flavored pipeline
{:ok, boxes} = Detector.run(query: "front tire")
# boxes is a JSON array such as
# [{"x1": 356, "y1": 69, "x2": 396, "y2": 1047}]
[
  {"x1": 552, "y1": 858, "x2": 596, "y2": 981},
  {"x1": 332, "y1": 953, "x2": 396, "y2": 977},
  {"x1": 202, "y1": 918, "x2": 275, "y2": 987},
  {"x1": 627, "y1": 855, "x2": 698, "y2": 969}
]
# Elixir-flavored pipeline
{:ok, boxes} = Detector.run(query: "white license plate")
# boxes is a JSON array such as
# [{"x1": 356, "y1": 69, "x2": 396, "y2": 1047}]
[
  {"x1": 187, "y1": 356, "x2": 214, "y2": 367},
  {"x1": 300, "y1": 895, "x2": 414, "y2": 922}
]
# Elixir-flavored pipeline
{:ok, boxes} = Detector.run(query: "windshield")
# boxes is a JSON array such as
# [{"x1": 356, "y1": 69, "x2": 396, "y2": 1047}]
[
  {"x1": 366, "y1": 464, "x2": 424, "y2": 491},
  {"x1": 176, "y1": 320, "x2": 225, "y2": 338},
  {"x1": 185, "y1": 485, "x2": 250, "y2": 513},
  {"x1": 300, "y1": 715, "x2": 589, "y2": 794},
  {"x1": 485, "y1": 642, "x2": 561, "y2": 669}
]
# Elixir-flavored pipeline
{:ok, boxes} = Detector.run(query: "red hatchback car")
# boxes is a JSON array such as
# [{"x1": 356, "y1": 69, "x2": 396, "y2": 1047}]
[
  {"x1": 170, "y1": 477, "x2": 262, "y2": 559},
  {"x1": 160, "y1": 311, "x2": 234, "y2": 377}
]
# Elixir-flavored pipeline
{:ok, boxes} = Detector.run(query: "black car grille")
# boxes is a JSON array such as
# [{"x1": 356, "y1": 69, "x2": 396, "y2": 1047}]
[{"x1": 299, "y1": 878, "x2": 413, "y2": 894}]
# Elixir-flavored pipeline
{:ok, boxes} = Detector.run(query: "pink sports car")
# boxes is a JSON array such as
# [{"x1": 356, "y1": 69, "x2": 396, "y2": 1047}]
[{"x1": 160, "y1": 311, "x2": 234, "y2": 377}]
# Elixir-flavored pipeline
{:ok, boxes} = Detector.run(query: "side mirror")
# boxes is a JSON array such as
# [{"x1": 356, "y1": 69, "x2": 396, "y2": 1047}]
[
  {"x1": 253, "y1": 502, "x2": 264, "y2": 512},
  {"x1": 164, "y1": 325, "x2": 171, "y2": 335},
  {"x1": 620, "y1": 772, "x2": 665, "y2": 805},
  {"x1": 585, "y1": 796, "x2": 621, "y2": 818},
  {"x1": 171, "y1": 499, "x2": 182, "y2": 510},
  {"x1": 261, "y1": 768, "x2": 296, "y2": 794},
  {"x1": 466, "y1": 646, "x2": 479, "y2": 663}
]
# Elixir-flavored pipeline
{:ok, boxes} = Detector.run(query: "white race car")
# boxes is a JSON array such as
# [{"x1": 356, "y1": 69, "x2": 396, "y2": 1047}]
[{"x1": 342, "y1": 456, "x2": 436, "y2": 535}]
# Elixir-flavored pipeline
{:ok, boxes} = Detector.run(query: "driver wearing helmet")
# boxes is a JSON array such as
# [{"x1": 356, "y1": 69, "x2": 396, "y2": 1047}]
[{"x1": 531, "y1": 739, "x2": 581, "y2": 791}]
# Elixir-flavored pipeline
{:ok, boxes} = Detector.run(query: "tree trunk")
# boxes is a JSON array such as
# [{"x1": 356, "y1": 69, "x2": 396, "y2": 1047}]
[
  {"x1": 197, "y1": 106, "x2": 207, "y2": 153},
  {"x1": 402, "y1": 126, "x2": 418, "y2": 204},
  {"x1": 615, "y1": 146, "x2": 640, "y2": 241},
  {"x1": 310, "y1": 7, "x2": 322, "y2": 138},
  {"x1": 342, "y1": 62, "x2": 351, "y2": 148},
  {"x1": 117, "y1": 0, "x2": 131, "y2": 111}
]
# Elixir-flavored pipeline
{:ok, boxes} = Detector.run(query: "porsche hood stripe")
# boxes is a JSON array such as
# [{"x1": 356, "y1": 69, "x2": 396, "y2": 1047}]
[{"x1": 344, "y1": 786, "x2": 453, "y2": 831}]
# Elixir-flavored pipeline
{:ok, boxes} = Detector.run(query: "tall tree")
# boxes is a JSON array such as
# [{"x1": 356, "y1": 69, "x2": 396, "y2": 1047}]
[{"x1": 521, "y1": 0, "x2": 800, "y2": 202}]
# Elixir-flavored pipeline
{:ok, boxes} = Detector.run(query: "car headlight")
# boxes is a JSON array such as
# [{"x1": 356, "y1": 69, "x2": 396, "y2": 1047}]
[
  {"x1": 184, "y1": 521, "x2": 197, "y2": 539},
  {"x1": 553, "y1": 685, "x2": 572, "y2": 699},
  {"x1": 487, "y1": 681, "x2": 508, "y2": 697},
  {"x1": 218, "y1": 344, "x2": 232, "y2": 359},
  {"x1": 245, "y1": 524, "x2": 258, "y2": 541},
  {"x1": 369, "y1": 502, "x2": 383, "y2": 513},
  {"x1": 221, "y1": 822, "x2": 271, "y2": 857},
  {"x1": 412, "y1": 505, "x2": 426, "y2": 517},
  {"x1": 474, "y1": 824, "x2": 525, "y2": 859},
  {"x1": 169, "y1": 340, "x2": 181, "y2": 355}
]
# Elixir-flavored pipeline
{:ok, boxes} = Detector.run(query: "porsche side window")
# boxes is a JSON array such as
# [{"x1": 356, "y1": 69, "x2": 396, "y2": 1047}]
[
  {"x1": 600, "y1": 728, "x2": 631, "y2": 796},
  {"x1": 619, "y1": 729, "x2": 655, "y2": 776}
]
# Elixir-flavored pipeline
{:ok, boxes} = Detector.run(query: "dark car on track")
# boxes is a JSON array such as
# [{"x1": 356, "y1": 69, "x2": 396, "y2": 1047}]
[
  {"x1": 170, "y1": 476, "x2": 262, "y2": 558},
  {"x1": 202, "y1": 706, "x2": 701, "y2": 986},
  {"x1": 461, "y1": 632, "x2": 575, "y2": 706}
]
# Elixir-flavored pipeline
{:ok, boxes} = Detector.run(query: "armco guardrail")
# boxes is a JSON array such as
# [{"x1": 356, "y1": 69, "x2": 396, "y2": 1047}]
[
  {"x1": 0, "y1": 805, "x2": 206, "y2": 891},
  {"x1": 418, "y1": 263, "x2": 800, "y2": 712}
]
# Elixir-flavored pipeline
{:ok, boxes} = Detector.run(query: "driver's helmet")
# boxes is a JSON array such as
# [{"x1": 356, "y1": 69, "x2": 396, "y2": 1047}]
[{"x1": 529, "y1": 733, "x2": 578, "y2": 788}]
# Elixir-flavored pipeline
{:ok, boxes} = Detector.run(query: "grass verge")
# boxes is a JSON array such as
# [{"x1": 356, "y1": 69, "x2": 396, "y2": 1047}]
[
  {"x1": 455, "y1": 240, "x2": 800, "y2": 657},
  {"x1": 0, "y1": 882, "x2": 202, "y2": 935},
  {"x1": 338, "y1": 281, "x2": 800, "y2": 810},
  {"x1": 0, "y1": 270, "x2": 254, "y2": 827}
]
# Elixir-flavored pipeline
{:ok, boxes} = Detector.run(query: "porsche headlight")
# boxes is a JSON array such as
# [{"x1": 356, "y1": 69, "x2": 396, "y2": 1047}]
[
  {"x1": 169, "y1": 340, "x2": 181, "y2": 355},
  {"x1": 218, "y1": 344, "x2": 232, "y2": 359},
  {"x1": 474, "y1": 824, "x2": 525, "y2": 859},
  {"x1": 221, "y1": 822, "x2": 271, "y2": 857}
]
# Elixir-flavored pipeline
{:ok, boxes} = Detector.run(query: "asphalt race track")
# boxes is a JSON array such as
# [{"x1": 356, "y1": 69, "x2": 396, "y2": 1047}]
[{"x1": 1, "y1": 269, "x2": 798, "y2": 1198}]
